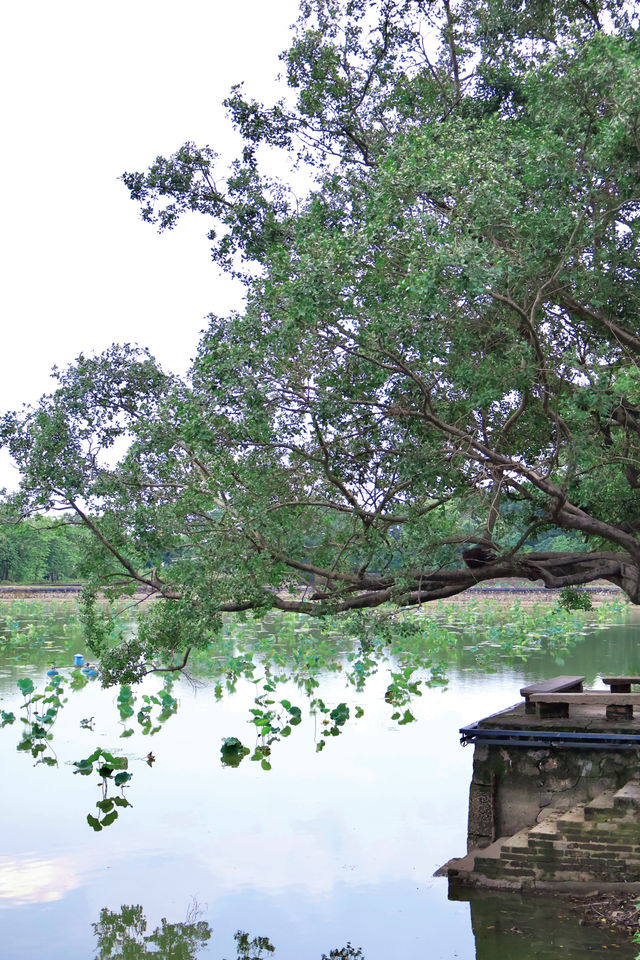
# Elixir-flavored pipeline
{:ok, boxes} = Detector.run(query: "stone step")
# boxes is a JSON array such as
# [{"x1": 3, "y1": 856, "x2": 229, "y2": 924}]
[
  {"x1": 442, "y1": 836, "x2": 507, "y2": 878},
  {"x1": 438, "y1": 850, "x2": 476, "y2": 877},
  {"x1": 500, "y1": 827, "x2": 531, "y2": 854},
  {"x1": 447, "y1": 784, "x2": 640, "y2": 886},
  {"x1": 584, "y1": 789, "x2": 617, "y2": 821},
  {"x1": 528, "y1": 817, "x2": 562, "y2": 843},
  {"x1": 547, "y1": 806, "x2": 588, "y2": 839},
  {"x1": 613, "y1": 780, "x2": 640, "y2": 811},
  {"x1": 508, "y1": 788, "x2": 640, "y2": 880},
  {"x1": 472, "y1": 836, "x2": 515, "y2": 875}
]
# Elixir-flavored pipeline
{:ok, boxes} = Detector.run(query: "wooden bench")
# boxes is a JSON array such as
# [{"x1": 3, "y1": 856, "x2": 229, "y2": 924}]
[
  {"x1": 529, "y1": 692, "x2": 640, "y2": 721},
  {"x1": 602, "y1": 676, "x2": 640, "y2": 693},
  {"x1": 520, "y1": 676, "x2": 585, "y2": 716}
]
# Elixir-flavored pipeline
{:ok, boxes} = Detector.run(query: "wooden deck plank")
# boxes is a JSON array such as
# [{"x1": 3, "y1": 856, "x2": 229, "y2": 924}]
[
  {"x1": 529, "y1": 693, "x2": 640, "y2": 704},
  {"x1": 520, "y1": 676, "x2": 585, "y2": 697}
]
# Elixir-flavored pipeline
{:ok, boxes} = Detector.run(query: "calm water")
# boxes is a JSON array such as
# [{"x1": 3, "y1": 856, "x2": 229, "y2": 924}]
[{"x1": 0, "y1": 604, "x2": 638, "y2": 959}]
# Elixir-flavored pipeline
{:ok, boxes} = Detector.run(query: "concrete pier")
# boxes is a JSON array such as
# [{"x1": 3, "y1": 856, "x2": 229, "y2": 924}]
[{"x1": 443, "y1": 680, "x2": 640, "y2": 891}]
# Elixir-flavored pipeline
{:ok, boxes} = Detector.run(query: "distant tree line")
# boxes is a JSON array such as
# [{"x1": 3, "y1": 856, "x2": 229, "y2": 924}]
[{"x1": 0, "y1": 517, "x2": 88, "y2": 583}]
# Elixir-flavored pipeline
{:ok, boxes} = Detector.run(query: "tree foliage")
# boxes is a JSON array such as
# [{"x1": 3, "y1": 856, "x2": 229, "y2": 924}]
[
  {"x1": 0, "y1": 513, "x2": 87, "y2": 583},
  {"x1": 2, "y1": 0, "x2": 640, "y2": 677}
]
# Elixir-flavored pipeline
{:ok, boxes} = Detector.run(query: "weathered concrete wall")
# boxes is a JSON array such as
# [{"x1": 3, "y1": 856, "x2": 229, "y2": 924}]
[{"x1": 468, "y1": 743, "x2": 636, "y2": 850}]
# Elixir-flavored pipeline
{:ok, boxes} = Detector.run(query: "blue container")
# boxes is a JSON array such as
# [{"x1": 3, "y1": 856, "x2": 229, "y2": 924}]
[
  {"x1": 46, "y1": 667, "x2": 59, "y2": 677},
  {"x1": 74, "y1": 654, "x2": 84, "y2": 667}
]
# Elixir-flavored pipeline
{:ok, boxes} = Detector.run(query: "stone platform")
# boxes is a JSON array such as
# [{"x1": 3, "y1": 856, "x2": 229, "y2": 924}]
[
  {"x1": 443, "y1": 682, "x2": 640, "y2": 890},
  {"x1": 472, "y1": 699, "x2": 640, "y2": 736}
]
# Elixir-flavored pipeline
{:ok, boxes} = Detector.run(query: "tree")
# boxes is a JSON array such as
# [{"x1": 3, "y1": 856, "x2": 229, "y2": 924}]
[
  {"x1": 0, "y1": 512, "x2": 87, "y2": 583},
  {"x1": 1, "y1": 0, "x2": 639, "y2": 678}
]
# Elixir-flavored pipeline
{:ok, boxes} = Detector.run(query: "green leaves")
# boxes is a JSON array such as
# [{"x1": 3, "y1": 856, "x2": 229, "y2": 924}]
[
  {"x1": 395, "y1": 710, "x2": 416, "y2": 726},
  {"x1": 73, "y1": 757, "x2": 94, "y2": 776},
  {"x1": 220, "y1": 737, "x2": 250, "y2": 768},
  {"x1": 558, "y1": 587, "x2": 593, "y2": 612},
  {"x1": 10, "y1": 674, "x2": 67, "y2": 764},
  {"x1": 73, "y1": 747, "x2": 134, "y2": 831},
  {"x1": 329, "y1": 703, "x2": 349, "y2": 726},
  {"x1": 3, "y1": 0, "x2": 640, "y2": 671},
  {"x1": 16, "y1": 678, "x2": 34, "y2": 697},
  {"x1": 117, "y1": 685, "x2": 135, "y2": 720},
  {"x1": 282, "y1": 702, "x2": 302, "y2": 726},
  {"x1": 73, "y1": 748, "x2": 128, "y2": 774},
  {"x1": 92, "y1": 904, "x2": 212, "y2": 956}
]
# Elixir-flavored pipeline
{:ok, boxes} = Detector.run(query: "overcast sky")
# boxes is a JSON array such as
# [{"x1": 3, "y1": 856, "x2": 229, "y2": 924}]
[{"x1": 0, "y1": 0, "x2": 301, "y2": 490}]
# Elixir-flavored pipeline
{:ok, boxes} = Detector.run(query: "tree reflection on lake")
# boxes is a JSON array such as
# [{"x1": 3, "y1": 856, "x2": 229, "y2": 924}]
[
  {"x1": 93, "y1": 903, "x2": 211, "y2": 959},
  {"x1": 92, "y1": 904, "x2": 365, "y2": 960},
  {"x1": 91, "y1": 897, "x2": 637, "y2": 960}
]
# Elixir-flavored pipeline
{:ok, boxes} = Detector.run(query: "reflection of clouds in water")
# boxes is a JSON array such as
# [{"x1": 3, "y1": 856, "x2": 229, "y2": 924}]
[
  {"x1": 0, "y1": 855, "x2": 80, "y2": 905},
  {"x1": 188, "y1": 822, "x2": 431, "y2": 900}
]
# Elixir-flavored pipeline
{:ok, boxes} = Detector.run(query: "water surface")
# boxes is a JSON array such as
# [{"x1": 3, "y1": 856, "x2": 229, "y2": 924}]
[{"x1": 0, "y1": 604, "x2": 638, "y2": 958}]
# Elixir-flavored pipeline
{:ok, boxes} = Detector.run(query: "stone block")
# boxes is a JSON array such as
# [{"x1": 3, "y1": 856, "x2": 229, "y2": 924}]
[
  {"x1": 536, "y1": 701, "x2": 569, "y2": 719},
  {"x1": 606, "y1": 703, "x2": 633, "y2": 720},
  {"x1": 467, "y1": 780, "x2": 495, "y2": 851},
  {"x1": 613, "y1": 780, "x2": 640, "y2": 810}
]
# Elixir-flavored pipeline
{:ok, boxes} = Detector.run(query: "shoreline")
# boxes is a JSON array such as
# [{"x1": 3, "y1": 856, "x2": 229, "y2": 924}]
[{"x1": 0, "y1": 581, "x2": 624, "y2": 604}]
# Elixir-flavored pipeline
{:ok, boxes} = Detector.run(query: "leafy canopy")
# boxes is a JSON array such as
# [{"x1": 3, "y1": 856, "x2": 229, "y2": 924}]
[{"x1": 2, "y1": 0, "x2": 640, "y2": 678}]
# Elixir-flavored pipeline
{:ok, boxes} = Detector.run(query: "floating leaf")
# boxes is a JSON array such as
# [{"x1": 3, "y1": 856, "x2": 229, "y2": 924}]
[
  {"x1": 73, "y1": 759, "x2": 94, "y2": 775},
  {"x1": 220, "y1": 737, "x2": 250, "y2": 768},
  {"x1": 330, "y1": 703, "x2": 349, "y2": 726},
  {"x1": 398, "y1": 710, "x2": 416, "y2": 725}
]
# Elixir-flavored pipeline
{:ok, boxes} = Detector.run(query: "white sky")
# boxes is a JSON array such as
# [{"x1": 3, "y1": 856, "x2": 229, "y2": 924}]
[{"x1": 0, "y1": 0, "x2": 301, "y2": 490}]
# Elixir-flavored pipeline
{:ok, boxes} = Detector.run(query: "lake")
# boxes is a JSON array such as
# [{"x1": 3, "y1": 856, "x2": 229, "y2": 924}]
[{"x1": 0, "y1": 601, "x2": 638, "y2": 959}]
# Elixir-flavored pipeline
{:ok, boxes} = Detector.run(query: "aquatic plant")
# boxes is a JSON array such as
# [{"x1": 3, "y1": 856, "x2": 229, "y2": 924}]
[
  {"x1": 73, "y1": 747, "x2": 132, "y2": 831},
  {"x1": 0, "y1": 598, "x2": 631, "y2": 831}
]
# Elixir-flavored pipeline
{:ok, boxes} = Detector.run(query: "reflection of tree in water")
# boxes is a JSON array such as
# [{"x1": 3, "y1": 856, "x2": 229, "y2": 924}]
[
  {"x1": 230, "y1": 932, "x2": 363, "y2": 959},
  {"x1": 320, "y1": 947, "x2": 363, "y2": 960},
  {"x1": 92, "y1": 904, "x2": 211, "y2": 959},
  {"x1": 92, "y1": 905, "x2": 364, "y2": 959},
  {"x1": 231, "y1": 931, "x2": 274, "y2": 959}
]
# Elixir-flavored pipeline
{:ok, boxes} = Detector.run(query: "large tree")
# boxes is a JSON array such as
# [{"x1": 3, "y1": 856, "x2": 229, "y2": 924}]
[{"x1": 2, "y1": 0, "x2": 639, "y2": 675}]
